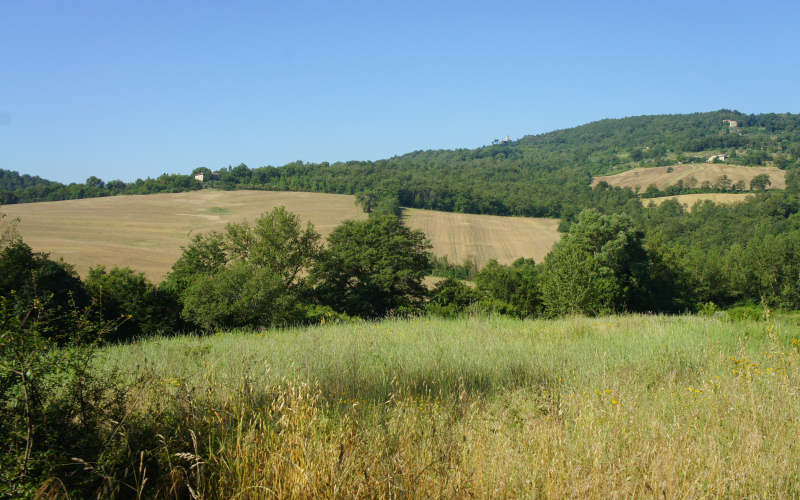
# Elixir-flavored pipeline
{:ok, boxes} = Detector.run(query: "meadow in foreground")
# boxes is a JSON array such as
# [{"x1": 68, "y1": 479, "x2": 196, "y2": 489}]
[{"x1": 93, "y1": 314, "x2": 800, "y2": 498}]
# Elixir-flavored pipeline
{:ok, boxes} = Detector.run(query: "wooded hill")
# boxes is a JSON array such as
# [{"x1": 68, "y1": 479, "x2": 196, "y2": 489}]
[{"x1": 3, "y1": 110, "x2": 799, "y2": 220}]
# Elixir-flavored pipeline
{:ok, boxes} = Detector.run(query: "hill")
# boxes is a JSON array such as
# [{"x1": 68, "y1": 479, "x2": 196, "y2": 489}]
[
  {"x1": 3, "y1": 110, "x2": 799, "y2": 220},
  {"x1": 2, "y1": 190, "x2": 560, "y2": 280}
]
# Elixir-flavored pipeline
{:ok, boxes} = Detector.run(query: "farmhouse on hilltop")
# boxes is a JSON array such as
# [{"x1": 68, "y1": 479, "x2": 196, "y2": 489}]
[
  {"x1": 706, "y1": 154, "x2": 729, "y2": 163},
  {"x1": 193, "y1": 171, "x2": 220, "y2": 182}
]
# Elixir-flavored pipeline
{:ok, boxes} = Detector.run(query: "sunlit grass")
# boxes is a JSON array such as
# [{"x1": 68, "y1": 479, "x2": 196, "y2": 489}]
[{"x1": 99, "y1": 314, "x2": 800, "y2": 498}]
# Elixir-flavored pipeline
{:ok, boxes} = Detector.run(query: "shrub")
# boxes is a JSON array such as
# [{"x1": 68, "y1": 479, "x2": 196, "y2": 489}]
[
  {"x1": 726, "y1": 304, "x2": 767, "y2": 321},
  {"x1": 0, "y1": 294, "x2": 127, "y2": 496},
  {"x1": 475, "y1": 258, "x2": 541, "y2": 318},
  {"x1": 182, "y1": 260, "x2": 313, "y2": 330},
  {"x1": 85, "y1": 266, "x2": 182, "y2": 342},
  {"x1": 426, "y1": 278, "x2": 479, "y2": 317},
  {"x1": 0, "y1": 240, "x2": 89, "y2": 341},
  {"x1": 698, "y1": 301, "x2": 718, "y2": 316}
]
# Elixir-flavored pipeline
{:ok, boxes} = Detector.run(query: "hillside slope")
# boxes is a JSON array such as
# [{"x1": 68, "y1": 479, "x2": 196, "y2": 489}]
[
  {"x1": 403, "y1": 208, "x2": 560, "y2": 266},
  {"x1": 3, "y1": 191, "x2": 365, "y2": 280},
  {"x1": 592, "y1": 164, "x2": 785, "y2": 191},
  {"x1": 3, "y1": 190, "x2": 560, "y2": 280},
  {"x1": 4, "y1": 111, "x2": 799, "y2": 220}
]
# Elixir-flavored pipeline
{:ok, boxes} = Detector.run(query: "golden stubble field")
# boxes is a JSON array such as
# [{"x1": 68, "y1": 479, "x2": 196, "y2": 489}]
[
  {"x1": 3, "y1": 190, "x2": 366, "y2": 281},
  {"x1": 403, "y1": 208, "x2": 561, "y2": 266},
  {"x1": 592, "y1": 163, "x2": 786, "y2": 191},
  {"x1": 3, "y1": 190, "x2": 562, "y2": 281},
  {"x1": 643, "y1": 192, "x2": 755, "y2": 210}
]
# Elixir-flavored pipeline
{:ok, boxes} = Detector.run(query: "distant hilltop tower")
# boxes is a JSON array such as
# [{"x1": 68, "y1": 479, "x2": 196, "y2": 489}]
[{"x1": 723, "y1": 119, "x2": 739, "y2": 128}]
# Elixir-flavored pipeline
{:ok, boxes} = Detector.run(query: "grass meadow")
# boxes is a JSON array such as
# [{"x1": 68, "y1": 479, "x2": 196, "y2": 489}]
[{"x1": 93, "y1": 314, "x2": 800, "y2": 498}]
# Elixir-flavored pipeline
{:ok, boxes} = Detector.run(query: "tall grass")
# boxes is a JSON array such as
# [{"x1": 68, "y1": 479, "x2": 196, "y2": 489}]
[{"x1": 96, "y1": 314, "x2": 800, "y2": 498}]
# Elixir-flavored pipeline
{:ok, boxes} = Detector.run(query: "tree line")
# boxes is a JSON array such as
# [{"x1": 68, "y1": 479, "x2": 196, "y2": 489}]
[{"x1": 5, "y1": 190, "x2": 800, "y2": 348}]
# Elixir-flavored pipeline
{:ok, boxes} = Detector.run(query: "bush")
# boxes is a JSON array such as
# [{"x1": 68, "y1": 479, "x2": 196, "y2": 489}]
[
  {"x1": 86, "y1": 266, "x2": 182, "y2": 342},
  {"x1": 426, "y1": 278, "x2": 479, "y2": 317},
  {"x1": 726, "y1": 304, "x2": 767, "y2": 321},
  {"x1": 0, "y1": 240, "x2": 89, "y2": 341},
  {"x1": 430, "y1": 255, "x2": 479, "y2": 280},
  {"x1": 0, "y1": 295, "x2": 128, "y2": 496},
  {"x1": 698, "y1": 301, "x2": 718, "y2": 316},
  {"x1": 182, "y1": 260, "x2": 313, "y2": 330},
  {"x1": 475, "y1": 258, "x2": 541, "y2": 318}
]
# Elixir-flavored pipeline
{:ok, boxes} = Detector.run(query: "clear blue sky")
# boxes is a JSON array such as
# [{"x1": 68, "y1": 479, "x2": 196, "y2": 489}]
[{"x1": 1, "y1": 0, "x2": 799, "y2": 184}]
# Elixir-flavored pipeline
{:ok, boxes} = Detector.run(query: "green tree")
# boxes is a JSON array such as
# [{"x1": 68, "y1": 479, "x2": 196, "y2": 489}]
[
  {"x1": 355, "y1": 190, "x2": 379, "y2": 214},
  {"x1": 715, "y1": 174, "x2": 732, "y2": 191},
  {"x1": 426, "y1": 278, "x2": 479, "y2": 317},
  {"x1": 538, "y1": 209, "x2": 650, "y2": 316},
  {"x1": 0, "y1": 241, "x2": 89, "y2": 339},
  {"x1": 85, "y1": 176, "x2": 105, "y2": 189},
  {"x1": 165, "y1": 207, "x2": 322, "y2": 329},
  {"x1": 750, "y1": 173, "x2": 771, "y2": 191},
  {"x1": 85, "y1": 266, "x2": 181, "y2": 342},
  {"x1": 475, "y1": 258, "x2": 540, "y2": 317},
  {"x1": 312, "y1": 215, "x2": 431, "y2": 317}
]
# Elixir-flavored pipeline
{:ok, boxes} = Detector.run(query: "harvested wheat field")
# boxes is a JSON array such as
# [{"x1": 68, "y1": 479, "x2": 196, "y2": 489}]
[
  {"x1": 3, "y1": 190, "x2": 366, "y2": 281},
  {"x1": 404, "y1": 208, "x2": 561, "y2": 266},
  {"x1": 4, "y1": 191, "x2": 562, "y2": 280},
  {"x1": 592, "y1": 163, "x2": 785, "y2": 191},
  {"x1": 644, "y1": 193, "x2": 755, "y2": 210}
]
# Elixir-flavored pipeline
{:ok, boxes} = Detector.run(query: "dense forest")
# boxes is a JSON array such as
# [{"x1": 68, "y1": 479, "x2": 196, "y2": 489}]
[{"x1": 3, "y1": 110, "x2": 800, "y2": 220}]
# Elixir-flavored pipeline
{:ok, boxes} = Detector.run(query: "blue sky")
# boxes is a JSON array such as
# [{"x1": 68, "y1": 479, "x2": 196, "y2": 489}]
[{"x1": 1, "y1": 0, "x2": 799, "y2": 184}]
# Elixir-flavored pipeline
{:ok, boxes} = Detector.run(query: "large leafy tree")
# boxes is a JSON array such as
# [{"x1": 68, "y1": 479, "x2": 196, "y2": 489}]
[
  {"x1": 165, "y1": 207, "x2": 322, "y2": 329},
  {"x1": 539, "y1": 209, "x2": 650, "y2": 316},
  {"x1": 312, "y1": 215, "x2": 432, "y2": 317}
]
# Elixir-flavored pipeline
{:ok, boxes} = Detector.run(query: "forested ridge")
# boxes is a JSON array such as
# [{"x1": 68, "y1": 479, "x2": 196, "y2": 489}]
[{"x1": 3, "y1": 110, "x2": 800, "y2": 219}]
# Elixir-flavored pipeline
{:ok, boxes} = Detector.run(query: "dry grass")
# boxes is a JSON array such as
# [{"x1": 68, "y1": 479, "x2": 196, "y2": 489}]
[
  {"x1": 644, "y1": 193, "x2": 755, "y2": 209},
  {"x1": 2, "y1": 190, "x2": 366, "y2": 281},
  {"x1": 592, "y1": 163, "x2": 786, "y2": 191},
  {"x1": 99, "y1": 314, "x2": 800, "y2": 498},
  {"x1": 404, "y1": 208, "x2": 561, "y2": 266}
]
